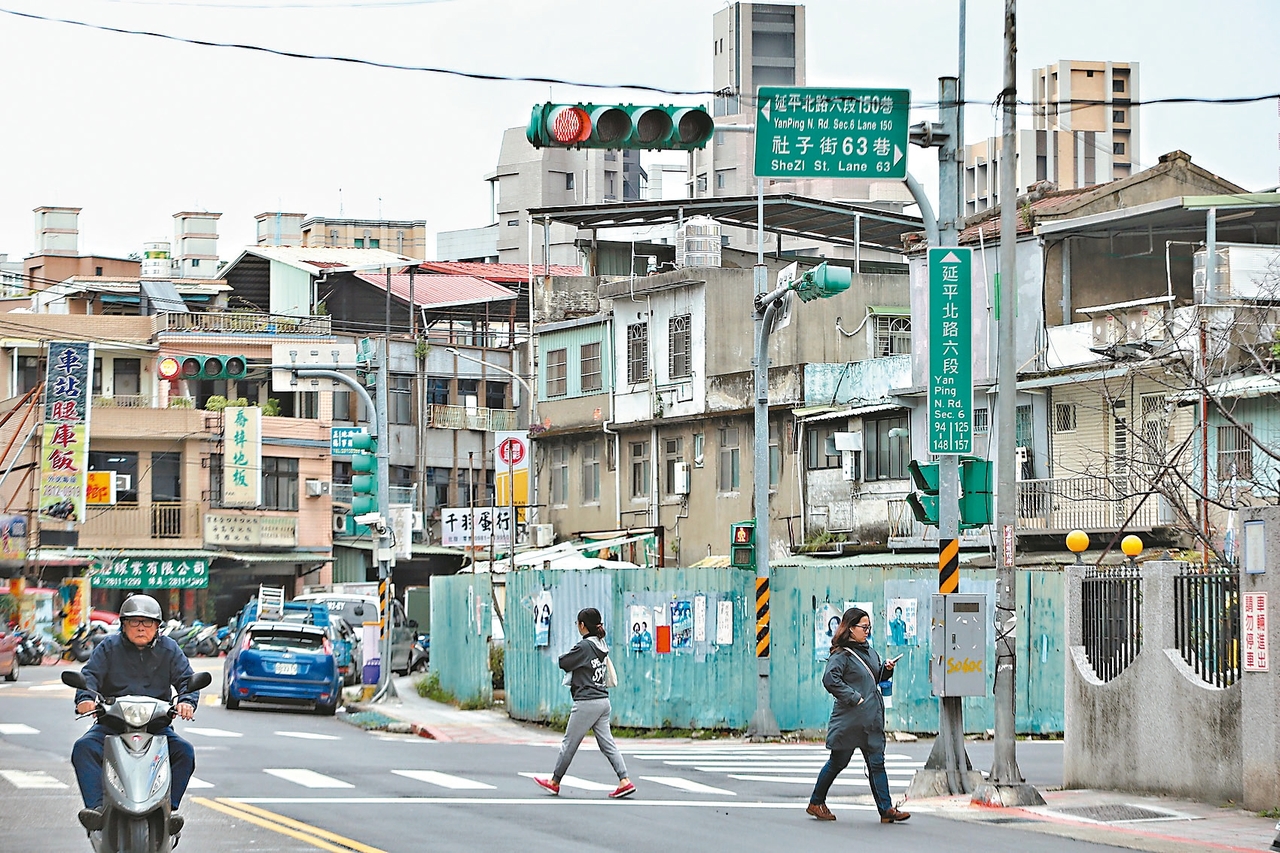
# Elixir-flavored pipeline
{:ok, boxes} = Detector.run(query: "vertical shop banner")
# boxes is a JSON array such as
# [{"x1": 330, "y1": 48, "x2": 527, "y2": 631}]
[
  {"x1": 0, "y1": 515, "x2": 27, "y2": 561},
  {"x1": 494, "y1": 431, "x2": 531, "y2": 523},
  {"x1": 39, "y1": 341, "x2": 92, "y2": 523},
  {"x1": 222, "y1": 406, "x2": 262, "y2": 508}
]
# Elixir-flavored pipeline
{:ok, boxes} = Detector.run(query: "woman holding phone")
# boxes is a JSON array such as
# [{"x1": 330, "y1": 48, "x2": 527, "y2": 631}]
[{"x1": 805, "y1": 606, "x2": 910, "y2": 824}]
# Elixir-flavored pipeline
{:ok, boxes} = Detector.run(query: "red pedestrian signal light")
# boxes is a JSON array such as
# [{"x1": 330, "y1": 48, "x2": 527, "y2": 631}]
[
  {"x1": 527, "y1": 103, "x2": 715, "y2": 151},
  {"x1": 156, "y1": 354, "x2": 249, "y2": 382}
]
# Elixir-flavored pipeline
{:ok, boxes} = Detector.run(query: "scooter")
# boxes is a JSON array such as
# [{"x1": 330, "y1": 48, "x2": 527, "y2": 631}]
[
  {"x1": 61, "y1": 669, "x2": 213, "y2": 853},
  {"x1": 409, "y1": 634, "x2": 430, "y2": 673},
  {"x1": 181, "y1": 624, "x2": 218, "y2": 658},
  {"x1": 14, "y1": 630, "x2": 42, "y2": 666}
]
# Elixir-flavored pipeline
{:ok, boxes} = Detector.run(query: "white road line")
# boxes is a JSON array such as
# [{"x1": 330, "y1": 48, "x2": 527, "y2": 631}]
[
  {"x1": 0, "y1": 724, "x2": 39, "y2": 735},
  {"x1": 638, "y1": 776, "x2": 736, "y2": 796},
  {"x1": 0, "y1": 770, "x2": 68, "y2": 789},
  {"x1": 263, "y1": 769, "x2": 354, "y2": 789},
  {"x1": 274, "y1": 731, "x2": 341, "y2": 741},
  {"x1": 26, "y1": 684, "x2": 70, "y2": 691},
  {"x1": 392, "y1": 770, "x2": 496, "y2": 790},
  {"x1": 517, "y1": 772, "x2": 615, "y2": 792},
  {"x1": 185, "y1": 727, "x2": 243, "y2": 738},
  {"x1": 186, "y1": 776, "x2": 215, "y2": 789},
  {"x1": 232, "y1": 796, "x2": 878, "y2": 811},
  {"x1": 685, "y1": 764, "x2": 924, "y2": 773},
  {"x1": 727, "y1": 774, "x2": 910, "y2": 788}
]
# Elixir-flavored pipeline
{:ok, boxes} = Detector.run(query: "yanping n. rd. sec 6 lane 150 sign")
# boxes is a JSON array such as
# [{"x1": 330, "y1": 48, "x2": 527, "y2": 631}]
[
  {"x1": 928, "y1": 247, "x2": 973, "y2": 455},
  {"x1": 755, "y1": 87, "x2": 910, "y2": 179}
]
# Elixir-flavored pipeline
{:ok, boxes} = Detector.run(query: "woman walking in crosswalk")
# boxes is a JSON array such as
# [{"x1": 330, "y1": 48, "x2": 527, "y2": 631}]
[
  {"x1": 806, "y1": 606, "x2": 910, "y2": 824},
  {"x1": 534, "y1": 607, "x2": 635, "y2": 799}
]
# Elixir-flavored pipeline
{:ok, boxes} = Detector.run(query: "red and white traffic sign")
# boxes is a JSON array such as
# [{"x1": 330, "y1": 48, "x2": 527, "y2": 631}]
[{"x1": 498, "y1": 437, "x2": 526, "y2": 467}]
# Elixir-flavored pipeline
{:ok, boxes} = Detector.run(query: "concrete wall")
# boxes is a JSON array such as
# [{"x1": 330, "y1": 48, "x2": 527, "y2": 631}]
[
  {"x1": 1064, "y1": 560, "x2": 1243, "y2": 803},
  {"x1": 1241, "y1": 505, "x2": 1280, "y2": 811}
]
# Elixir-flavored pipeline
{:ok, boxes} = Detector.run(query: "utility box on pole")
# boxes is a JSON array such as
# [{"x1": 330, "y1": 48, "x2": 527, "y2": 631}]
[{"x1": 930, "y1": 593, "x2": 987, "y2": 697}]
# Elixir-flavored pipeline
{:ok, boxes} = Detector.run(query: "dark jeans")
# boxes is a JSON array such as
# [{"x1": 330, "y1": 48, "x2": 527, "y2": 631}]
[
  {"x1": 809, "y1": 728, "x2": 893, "y2": 814},
  {"x1": 72, "y1": 724, "x2": 195, "y2": 811}
]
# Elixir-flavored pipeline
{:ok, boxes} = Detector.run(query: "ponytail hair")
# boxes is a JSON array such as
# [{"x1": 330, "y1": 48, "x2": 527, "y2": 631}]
[
  {"x1": 577, "y1": 607, "x2": 606, "y2": 639},
  {"x1": 831, "y1": 607, "x2": 868, "y2": 653}
]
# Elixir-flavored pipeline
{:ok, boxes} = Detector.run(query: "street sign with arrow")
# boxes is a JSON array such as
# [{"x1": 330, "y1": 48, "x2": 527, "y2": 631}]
[{"x1": 755, "y1": 86, "x2": 910, "y2": 180}]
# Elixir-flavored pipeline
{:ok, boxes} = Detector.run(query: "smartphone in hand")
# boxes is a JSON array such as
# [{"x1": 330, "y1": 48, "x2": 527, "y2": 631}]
[{"x1": 889, "y1": 654, "x2": 904, "y2": 664}]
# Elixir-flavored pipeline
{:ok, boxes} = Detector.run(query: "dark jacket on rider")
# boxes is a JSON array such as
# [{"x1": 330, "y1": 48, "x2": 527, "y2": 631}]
[{"x1": 74, "y1": 632, "x2": 199, "y2": 707}]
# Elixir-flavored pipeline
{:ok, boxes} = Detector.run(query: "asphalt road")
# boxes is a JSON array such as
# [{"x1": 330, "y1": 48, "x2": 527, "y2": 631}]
[{"x1": 0, "y1": 661, "x2": 1118, "y2": 853}]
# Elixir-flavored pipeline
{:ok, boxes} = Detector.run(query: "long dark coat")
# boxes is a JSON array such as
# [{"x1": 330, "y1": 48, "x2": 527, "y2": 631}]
[{"x1": 821, "y1": 643, "x2": 889, "y2": 750}]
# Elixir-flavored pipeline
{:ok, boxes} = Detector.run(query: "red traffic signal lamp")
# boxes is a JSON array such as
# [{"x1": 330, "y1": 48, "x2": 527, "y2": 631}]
[
  {"x1": 157, "y1": 355, "x2": 249, "y2": 382},
  {"x1": 527, "y1": 103, "x2": 715, "y2": 151}
]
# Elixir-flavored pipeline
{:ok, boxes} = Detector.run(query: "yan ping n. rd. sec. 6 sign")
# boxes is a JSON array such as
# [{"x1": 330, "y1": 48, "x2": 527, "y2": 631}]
[
  {"x1": 755, "y1": 87, "x2": 909, "y2": 179},
  {"x1": 928, "y1": 247, "x2": 973, "y2": 455}
]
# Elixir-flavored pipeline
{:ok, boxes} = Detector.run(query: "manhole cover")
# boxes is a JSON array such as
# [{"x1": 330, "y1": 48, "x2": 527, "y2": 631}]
[{"x1": 1054, "y1": 804, "x2": 1181, "y2": 823}]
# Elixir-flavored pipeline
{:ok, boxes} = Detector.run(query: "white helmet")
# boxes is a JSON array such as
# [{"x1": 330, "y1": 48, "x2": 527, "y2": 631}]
[{"x1": 120, "y1": 594, "x2": 163, "y2": 623}]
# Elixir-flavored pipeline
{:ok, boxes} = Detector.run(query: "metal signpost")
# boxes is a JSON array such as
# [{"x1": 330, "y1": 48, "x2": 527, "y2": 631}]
[
  {"x1": 755, "y1": 87, "x2": 910, "y2": 180},
  {"x1": 928, "y1": 248, "x2": 973, "y2": 455}
]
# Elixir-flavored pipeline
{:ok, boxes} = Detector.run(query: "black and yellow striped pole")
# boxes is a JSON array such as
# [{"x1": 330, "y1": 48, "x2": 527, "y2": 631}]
[
  {"x1": 939, "y1": 537, "x2": 959, "y2": 594},
  {"x1": 754, "y1": 577, "x2": 770, "y2": 658}
]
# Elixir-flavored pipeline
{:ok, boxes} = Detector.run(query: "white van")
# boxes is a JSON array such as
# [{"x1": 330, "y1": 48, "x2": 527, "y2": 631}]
[{"x1": 292, "y1": 593, "x2": 417, "y2": 675}]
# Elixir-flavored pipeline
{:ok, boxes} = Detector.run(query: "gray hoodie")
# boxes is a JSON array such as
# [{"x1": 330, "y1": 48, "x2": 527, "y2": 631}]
[{"x1": 558, "y1": 635, "x2": 609, "y2": 701}]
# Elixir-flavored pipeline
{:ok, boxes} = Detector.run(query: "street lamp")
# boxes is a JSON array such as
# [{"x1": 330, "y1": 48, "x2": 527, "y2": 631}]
[
  {"x1": 1121, "y1": 534, "x2": 1144, "y2": 568},
  {"x1": 1066, "y1": 530, "x2": 1089, "y2": 566}
]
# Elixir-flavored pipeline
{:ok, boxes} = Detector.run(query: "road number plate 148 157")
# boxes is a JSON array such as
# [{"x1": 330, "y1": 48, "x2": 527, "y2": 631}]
[{"x1": 274, "y1": 662, "x2": 299, "y2": 675}]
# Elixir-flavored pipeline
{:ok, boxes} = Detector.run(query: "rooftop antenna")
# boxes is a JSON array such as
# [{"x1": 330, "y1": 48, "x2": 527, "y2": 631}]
[
  {"x1": 339, "y1": 188, "x2": 343, "y2": 217},
  {"x1": 378, "y1": 197, "x2": 382, "y2": 219}
]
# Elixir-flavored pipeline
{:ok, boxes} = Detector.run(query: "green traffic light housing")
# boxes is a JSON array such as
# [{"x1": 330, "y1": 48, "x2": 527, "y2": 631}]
[
  {"x1": 527, "y1": 102, "x2": 715, "y2": 151},
  {"x1": 730, "y1": 520, "x2": 756, "y2": 567},
  {"x1": 157, "y1": 354, "x2": 249, "y2": 382},
  {"x1": 793, "y1": 262, "x2": 852, "y2": 303},
  {"x1": 349, "y1": 432, "x2": 378, "y2": 515},
  {"x1": 958, "y1": 456, "x2": 994, "y2": 527},
  {"x1": 906, "y1": 460, "x2": 940, "y2": 526}
]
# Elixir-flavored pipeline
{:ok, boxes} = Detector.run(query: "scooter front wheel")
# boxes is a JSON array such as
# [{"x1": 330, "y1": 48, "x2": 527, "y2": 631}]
[{"x1": 120, "y1": 814, "x2": 150, "y2": 853}]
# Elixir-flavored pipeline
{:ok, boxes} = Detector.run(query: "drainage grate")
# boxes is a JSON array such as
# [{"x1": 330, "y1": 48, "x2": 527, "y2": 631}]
[{"x1": 1054, "y1": 804, "x2": 1182, "y2": 823}]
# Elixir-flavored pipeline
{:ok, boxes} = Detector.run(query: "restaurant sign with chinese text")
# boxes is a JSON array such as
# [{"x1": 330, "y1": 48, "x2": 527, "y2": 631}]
[
  {"x1": 440, "y1": 506, "x2": 523, "y2": 548},
  {"x1": 39, "y1": 341, "x2": 93, "y2": 523},
  {"x1": 91, "y1": 557, "x2": 209, "y2": 589},
  {"x1": 222, "y1": 406, "x2": 262, "y2": 507},
  {"x1": 928, "y1": 248, "x2": 973, "y2": 455}
]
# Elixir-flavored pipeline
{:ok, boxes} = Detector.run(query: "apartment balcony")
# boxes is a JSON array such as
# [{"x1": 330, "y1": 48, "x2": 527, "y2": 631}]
[
  {"x1": 425, "y1": 404, "x2": 517, "y2": 432},
  {"x1": 155, "y1": 311, "x2": 332, "y2": 336},
  {"x1": 78, "y1": 501, "x2": 204, "y2": 549},
  {"x1": 332, "y1": 484, "x2": 419, "y2": 511},
  {"x1": 93, "y1": 394, "x2": 196, "y2": 410}
]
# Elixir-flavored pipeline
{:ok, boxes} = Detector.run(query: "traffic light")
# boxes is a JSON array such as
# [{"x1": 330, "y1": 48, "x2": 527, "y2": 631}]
[
  {"x1": 349, "y1": 432, "x2": 378, "y2": 516},
  {"x1": 526, "y1": 103, "x2": 715, "y2": 151},
  {"x1": 906, "y1": 460, "x2": 940, "y2": 526},
  {"x1": 792, "y1": 263, "x2": 852, "y2": 303},
  {"x1": 730, "y1": 521, "x2": 756, "y2": 567},
  {"x1": 157, "y1": 354, "x2": 249, "y2": 382},
  {"x1": 958, "y1": 456, "x2": 994, "y2": 527}
]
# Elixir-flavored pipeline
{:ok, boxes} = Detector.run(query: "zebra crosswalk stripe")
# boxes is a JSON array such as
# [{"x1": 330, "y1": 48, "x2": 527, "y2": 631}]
[
  {"x1": 264, "y1": 768, "x2": 353, "y2": 788},
  {"x1": 0, "y1": 770, "x2": 67, "y2": 789},
  {"x1": 517, "y1": 772, "x2": 615, "y2": 792},
  {"x1": 392, "y1": 770, "x2": 495, "y2": 790},
  {"x1": 639, "y1": 776, "x2": 735, "y2": 796}
]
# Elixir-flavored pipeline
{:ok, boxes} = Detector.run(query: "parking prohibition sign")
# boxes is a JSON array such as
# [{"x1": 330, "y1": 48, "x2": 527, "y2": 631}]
[{"x1": 498, "y1": 437, "x2": 525, "y2": 467}]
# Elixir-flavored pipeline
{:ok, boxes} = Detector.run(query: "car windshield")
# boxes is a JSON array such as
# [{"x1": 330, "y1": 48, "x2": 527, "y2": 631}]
[
  {"x1": 249, "y1": 631, "x2": 323, "y2": 653},
  {"x1": 312, "y1": 599, "x2": 372, "y2": 628}
]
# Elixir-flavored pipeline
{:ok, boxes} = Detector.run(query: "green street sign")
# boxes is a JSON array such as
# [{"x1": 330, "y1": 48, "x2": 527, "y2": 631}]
[
  {"x1": 928, "y1": 247, "x2": 973, "y2": 455},
  {"x1": 90, "y1": 557, "x2": 209, "y2": 589},
  {"x1": 754, "y1": 87, "x2": 909, "y2": 179}
]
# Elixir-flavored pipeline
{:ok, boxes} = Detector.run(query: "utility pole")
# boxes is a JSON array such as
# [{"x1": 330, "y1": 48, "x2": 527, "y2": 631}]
[{"x1": 971, "y1": 0, "x2": 1043, "y2": 806}]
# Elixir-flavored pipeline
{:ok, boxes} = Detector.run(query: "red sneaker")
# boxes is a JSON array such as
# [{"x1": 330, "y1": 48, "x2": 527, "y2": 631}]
[
  {"x1": 609, "y1": 781, "x2": 636, "y2": 799},
  {"x1": 534, "y1": 777, "x2": 560, "y2": 795}
]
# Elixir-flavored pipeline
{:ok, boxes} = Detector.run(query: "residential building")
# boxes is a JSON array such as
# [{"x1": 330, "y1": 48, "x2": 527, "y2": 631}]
[
  {"x1": 963, "y1": 60, "x2": 1139, "y2": 217},
  {"x1": 173, "y1": 211, "x2": 222, "y2": 279},
  {"x1": 24, "y1": 207, "x2": 140, "y2": 289},
  {"x1": 299, "y1": 216, "x2": 430, "y2": 258}
]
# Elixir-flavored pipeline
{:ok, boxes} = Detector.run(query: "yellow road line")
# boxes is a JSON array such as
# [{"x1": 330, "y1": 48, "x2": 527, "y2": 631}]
[{"x1": 192, "y1": 797, "x2": 387, "y2": 853}]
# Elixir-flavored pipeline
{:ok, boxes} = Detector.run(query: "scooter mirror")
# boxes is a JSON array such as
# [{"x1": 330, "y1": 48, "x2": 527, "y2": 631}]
[
  {"x1": 188, "y1": 672, "x2": 213, "y2": 691},
  {"x1": 62, "y1": 670, "x2": 87, "y2": 690}
]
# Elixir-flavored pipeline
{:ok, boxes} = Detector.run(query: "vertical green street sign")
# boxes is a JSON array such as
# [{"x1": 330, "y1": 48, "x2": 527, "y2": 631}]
[
  {"x1": 929, "y1": 248, "x2": 973, "y2": 454},
  {"x1": 754, "y1": 86, "x2": 910, "y2": 179}
]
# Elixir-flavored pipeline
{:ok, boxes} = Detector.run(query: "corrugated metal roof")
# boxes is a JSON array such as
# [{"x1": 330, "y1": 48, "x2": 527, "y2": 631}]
[
  {"x1": 353, "y1": 273, "x2": 517, "y2": 309},
  {"x1": 236, "y1": 246, "x2": 420, "y2": 274},
  {"x1": 955, "y1": 186, "x2": 1095, "y2": 246},
  {"x1": 419, "y1": 261, "x2": 582, "y2": 281},
  {"x1": 794, "y1": 401, "x2": 905, "y2": 422}
]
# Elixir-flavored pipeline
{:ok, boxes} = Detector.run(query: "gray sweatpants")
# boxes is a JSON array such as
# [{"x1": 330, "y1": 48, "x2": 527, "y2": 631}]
[{"x1": 553, "y1": 697, "x2": 629, "y2": 782}]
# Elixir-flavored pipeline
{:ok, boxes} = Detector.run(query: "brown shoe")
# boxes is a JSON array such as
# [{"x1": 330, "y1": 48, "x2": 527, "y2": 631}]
[
  {"x1": 806, "y1": 802, "x2": 836, "y2": 821},
  {"x1": 880, "y1": 807, "x2": 911, "y2": 823}
]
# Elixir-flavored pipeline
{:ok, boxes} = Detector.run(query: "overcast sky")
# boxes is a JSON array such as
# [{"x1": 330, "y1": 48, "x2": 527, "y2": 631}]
[{"x1": 2, "y1": 0, "x2": 1277, "y2": 261}]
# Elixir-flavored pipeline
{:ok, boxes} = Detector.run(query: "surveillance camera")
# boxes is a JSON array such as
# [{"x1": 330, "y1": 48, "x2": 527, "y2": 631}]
[{"x1": 355, "y1": 512, "x2": 383, "y2": 527}]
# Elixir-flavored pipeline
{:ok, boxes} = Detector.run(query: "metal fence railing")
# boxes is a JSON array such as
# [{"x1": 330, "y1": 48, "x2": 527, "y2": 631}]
[
  {"x1": 1173, "y1": 568, "x2": 1241, "y2": 688},
  {"x1": 1081, "y1": 565, "x2": 1143, "y2": 682}
]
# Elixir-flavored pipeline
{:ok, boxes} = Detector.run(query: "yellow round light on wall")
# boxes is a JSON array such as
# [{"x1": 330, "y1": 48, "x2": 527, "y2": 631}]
[
  {"x1": 1121, "y1": 534, "x2": 1144, "y2": 558},
  {"x1": 1065, "y1": 530, "x2": 1089, "y2": 554}
]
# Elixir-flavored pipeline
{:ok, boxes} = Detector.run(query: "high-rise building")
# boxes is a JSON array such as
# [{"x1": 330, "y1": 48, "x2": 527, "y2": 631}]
[{"x1": 963, "y1": 60, "x2": 1139, "y2": 217}]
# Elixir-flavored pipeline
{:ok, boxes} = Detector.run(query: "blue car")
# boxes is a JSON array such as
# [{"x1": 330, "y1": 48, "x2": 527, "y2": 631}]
[{"x1": 222, "y1": 621, "x2": 341, "y2": 715}]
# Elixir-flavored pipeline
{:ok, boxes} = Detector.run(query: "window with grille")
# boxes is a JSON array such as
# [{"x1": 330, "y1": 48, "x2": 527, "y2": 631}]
[
  {"x1": 581, "y1": 442, "x2": 601, "y2": 503},
  {"x1": 630, "y1": 441, "x2": 650, "y2": 499},
  {"x1": 550, "y1": 446, "x2": 568, "y2": 506},
  {"x1": 546, "y1": 348, "x2": 567, "y2": 397},
  {"x1": 1054, "y1": 403, "x2": 1076, "y2": 432},
  {"x1": 874, "y1": 315, "x2": 912, "y2": 357},
  {"x1": 580, "y1": 342, "x2": 602, "y2": 392},
  {"x1": 1113, "y1": 416, "x2": 1129, "y2": 476},
  {"x1": 1141, "y1": 394, "x2": 1167, "y2": 466},
  {"x1": 718, "y1": 427, "x2": 740, "y2": 492},
  {"x1": 1217, "y1": 424, "x2": 1253, "y2": 480},
  {"x1": 973, "y1": 408, "x2": 990, "y2": 434},
  {"x1": 669, "y1": 315, "x2": 692, "y2": 378},
  {"x1": 627, "y1": 323, "x2": 649, "y2": 384}
]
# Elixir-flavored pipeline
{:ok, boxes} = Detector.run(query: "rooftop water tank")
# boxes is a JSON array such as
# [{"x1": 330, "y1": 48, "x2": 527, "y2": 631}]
[{"x1": 676, "y1": 216, "x2": 721, "y2": 268}]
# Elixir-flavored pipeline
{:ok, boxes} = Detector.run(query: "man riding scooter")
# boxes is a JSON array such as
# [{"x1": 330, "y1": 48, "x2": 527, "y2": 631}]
[{"x1": 71, "y1": 594, "x2": 200, "y2": 835}]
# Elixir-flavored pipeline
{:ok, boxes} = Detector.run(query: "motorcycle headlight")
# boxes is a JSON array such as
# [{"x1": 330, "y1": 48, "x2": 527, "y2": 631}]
[
  {"x1": 118, "y1": 701, "x2": 153, "y2": 728},
  {"x1": 105, "y1": 761, "x2": 124, "y2": 793},
  {"x1": 149, "y1": 759, "x2": 169, "y2": 797}
]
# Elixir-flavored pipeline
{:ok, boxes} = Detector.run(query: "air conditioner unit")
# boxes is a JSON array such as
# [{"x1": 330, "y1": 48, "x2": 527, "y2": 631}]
[
  {"x1": 332, "y1": 513, "x2": 350, "y2": 535},
  {"x1": 114, "y1": 474, "x2": 132, "y2": 492},
  {"x1": 410, "y1": 511, "x2": 424, "y2": 532},
  {"x1": 672, "y1": 461, "x2": 691, "y2": 495},
  {"x1": 305, "y1": 479, "x2": 331, "y2": 497},
  {"x1": 533, "y1": 523, "x2": 555, "y2": 547}
]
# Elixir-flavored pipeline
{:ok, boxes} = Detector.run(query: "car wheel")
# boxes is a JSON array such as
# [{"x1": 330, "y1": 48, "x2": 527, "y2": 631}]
[
  {"x1": 4, "y1": 658, "x2": 17, "y2": 682},
  {"x1": 316, "y1": 701, "x2": 337, "y2": 717},
  {"x1": 222, "y1": 679, "x2": 240, "y2": 710}
]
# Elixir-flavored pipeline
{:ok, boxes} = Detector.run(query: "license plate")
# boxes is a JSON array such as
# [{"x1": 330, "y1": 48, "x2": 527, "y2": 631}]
[{"x1": 273, "y1": 662, "x2": 299, "y2": 675}]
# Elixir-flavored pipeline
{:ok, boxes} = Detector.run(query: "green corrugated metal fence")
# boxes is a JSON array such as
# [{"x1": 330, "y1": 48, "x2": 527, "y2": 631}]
[{"x1": 427, "y1": 574, "x2": 493, "y2": 706}]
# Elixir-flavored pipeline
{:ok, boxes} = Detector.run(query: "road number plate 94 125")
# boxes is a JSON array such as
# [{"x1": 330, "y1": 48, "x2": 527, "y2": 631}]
[{"x1": 274, "y1": 662, "x2": 299, "y2": 675}]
